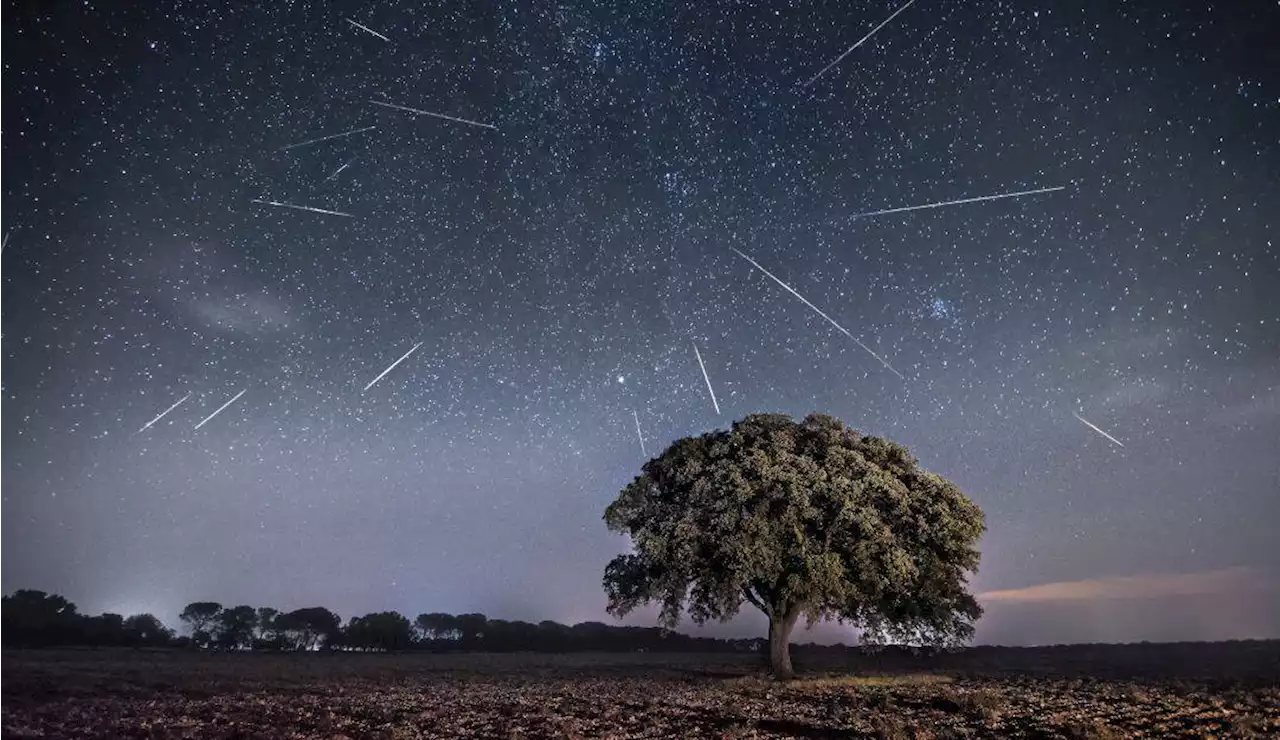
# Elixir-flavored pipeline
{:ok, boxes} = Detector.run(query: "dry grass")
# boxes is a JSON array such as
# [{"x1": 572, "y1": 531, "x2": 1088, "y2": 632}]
[
  {"x1": 869, "y1": 714, "x2": 912, "y2": 739},
  {"x1": 2, "y1": 649, "x2": 1278, "y2": 739},
  {"x1": 1062, "y1": 717, "x2": 1126, "y2": 740},
  {"x1": 1226, "y1": 713, "x2": 1271, "y2": 738},
  {"x1": 1123, "y1": 685, "x2": 1154, "y2": 703},
  {"x1": 726, "y1": 672, "x2": 953, "y2": 690},
  {"x1": 930, "y1": 685, "x2": 1005, "y2": 723}
]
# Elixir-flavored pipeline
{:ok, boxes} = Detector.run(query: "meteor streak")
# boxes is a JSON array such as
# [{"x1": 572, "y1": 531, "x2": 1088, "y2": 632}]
[
  {"x1": 802, "y1": 0, "x2": 918, "y2": 88},
  {"x1": 194, "y1": 390, "x2": 247, "y2": 430},
  {"x1": 251, "y1": 199, "x2": 354, "y2": 218},
  {"x1": 325, "y1": 159, "x2": 354, "y2": 181},
  {"x1": 633, "y1": 409, "x2": 647, "y2": 457},
  {"x1": 692, "y1": 342, "x2": 721, "y2": 415},
  {"x1": 850, "y1": 185, "x2": 1066, "y2": 219},
  {"x1": 346, "y1": 18, "x2": 390, "y2": 42},
  {"x1": 363, "y1": 342, "x2": 424, "y2": 392},
  {"x1": 1072, "y1": 411, "x2": 1126, "y2": 449},
  {"x1": 279, "y1": 125, "x2": 377, "y2": 152},
  {"x1": 730, "y1": 248, "x2": 904, "y2": 379},
  {"x1": 369, "y1": 100, "x2": 498, "y2": 131},
  {"x1": 136, "y1": 392, "x2": 192, "y2": 434}
]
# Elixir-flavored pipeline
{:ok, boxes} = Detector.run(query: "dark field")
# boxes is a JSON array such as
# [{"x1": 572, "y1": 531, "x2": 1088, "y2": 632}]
[{"x1": 4, "y1": 643, "x2": 1279, "y2": 739}]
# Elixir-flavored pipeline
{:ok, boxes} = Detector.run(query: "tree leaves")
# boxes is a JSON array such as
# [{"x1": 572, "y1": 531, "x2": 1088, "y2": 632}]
[
  {"x1": 602, "y1": 412, "x2": 986, "y2": 649},
  {"x1": 343, "y1": 612, "x2": 415, "y2": 651}
]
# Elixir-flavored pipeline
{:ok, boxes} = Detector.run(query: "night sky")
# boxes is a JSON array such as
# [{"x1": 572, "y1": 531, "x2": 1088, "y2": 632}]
[{"x1": 3, "y1": 1, "x2": 1278, "y2": 646}]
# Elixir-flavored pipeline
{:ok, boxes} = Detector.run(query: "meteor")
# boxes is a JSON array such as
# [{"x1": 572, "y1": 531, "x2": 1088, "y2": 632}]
[
  {"x1": 1072, "y1": 411, "x2": 1126, "y2": 449},
  {"x1": 279, "y1": 125, "x2": 376, "y2": 152},
  {"x1": 325, "y1": 159, "x2": 354, "y2": 181},
  {"x1": 369, "y1": 100, "x2": 498, "y2": 131},
  {"x1": 363, "y1": 342, "x2": 424, "y2": 392},
  {"x1": 136, "y1": 392, "x2": 192, "y2": 434},
  {"x1": 730, "y1": 248, "x2": 904, "y2": 380},
  {"x1": 802, "y1": 0, "x2": 918, "y2": 88},
  {"x1": 692, "y1": 342, "x2": 721, "y2": 415},
  {"x1": 850, "y1": 185, "x2": 1066, "y2": 219},
  {"x1": 194, "y1": 390, "x2": 247, "y2": 431},
  {"x1": 346, "y1": 18, "x2": 390, "y2": 42},
  {"x1": 633, "y1": 409, "x2": 647, "y2": 457},
  {"x1": 251, "y1": 199, "x2": 354, "y2": 218}
]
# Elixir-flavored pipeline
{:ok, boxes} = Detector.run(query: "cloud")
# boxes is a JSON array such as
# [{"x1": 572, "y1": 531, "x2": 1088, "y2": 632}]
[
  {"x1": 1097, "y1": 377, "x2": 1171, "y2": 409},
  {"x1": 1208, "y1": 384, "x2": 1280, "y2": 427},
  {"x1": 187, "y1": 291, "x2": 296, "y2": 335},
  {"x1": 1081, "y1": 328, "x2": 1178, "y2": 369},
  {"x1": 137, "y1": 242, "x2": 299, "y2": 336},
  {"x1": 979, "y1": 566, "x2": 1275, "y2": 604}
]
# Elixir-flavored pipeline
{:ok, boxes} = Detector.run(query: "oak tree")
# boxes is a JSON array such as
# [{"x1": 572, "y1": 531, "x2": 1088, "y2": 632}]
[
  {"x1": 603, "y1": 413, "x2": 985, "y2": 678},
  {"x1": 179, "y1": 602, "x2": 223, "y2": 647}
]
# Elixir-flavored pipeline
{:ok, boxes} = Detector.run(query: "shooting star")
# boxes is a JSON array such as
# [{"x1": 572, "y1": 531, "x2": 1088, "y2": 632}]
[
  {"x1": 633, "y1": 409, "x2": 647, "y2": 457},
  {"x1": 692, "y1": 342, "x2": 721, "y2": 415},
  {"x1": 251, "y1": 199, "x2": 354, "y2": 218},
  {"x1": 850, "y1": 185, "x2": 1067, "y2": 219},
  {"x1": 1, "y1": 231, "x2": 10, "y2": 253},
  {"x1": 363, "y1": 342, "x2": 424, "y2": 392},
  {"x1": 1072, "y1": 411, "x2": 1126, "y2": 449},
  {"x1": 730, "y1": 248, "x2": 905, "y2": 380},
  {"x1": 136, "y1": 392, "x2": 192, "y2": 434},
  {"x1": 346, "y1": 18, "x2": 390, "y2": 42},
  {"x1": 325, "y1": 159, "x2": 354, "y2": 181},
  {"x1": 802, "y1": 0, "x2": 918, "y2": 88},
  {"x1": 194, "y1": 390, "x2": 247, "y2": 431},
  {"x1": 369, "y1": 99, "x2": 498, "y2": 131},
  {"x1": 279, "y1": 125, "x2": 377, "y2": 152}
]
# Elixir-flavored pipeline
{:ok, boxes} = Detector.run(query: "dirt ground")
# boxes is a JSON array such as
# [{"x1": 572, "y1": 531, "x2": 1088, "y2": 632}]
[{"x1": 3, "y1": 644, "x2": 1278, "y2": 739}]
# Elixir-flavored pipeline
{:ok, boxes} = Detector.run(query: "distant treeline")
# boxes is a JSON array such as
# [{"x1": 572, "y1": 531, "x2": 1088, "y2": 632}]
[{"x1": 1, "y1": 590, "x2": 766, "y2": 653}]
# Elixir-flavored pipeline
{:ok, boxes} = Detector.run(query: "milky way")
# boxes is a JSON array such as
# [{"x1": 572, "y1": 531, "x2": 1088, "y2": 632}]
[{"x1": 3, "y1": 1, "x2": 1278, "y2": 644}]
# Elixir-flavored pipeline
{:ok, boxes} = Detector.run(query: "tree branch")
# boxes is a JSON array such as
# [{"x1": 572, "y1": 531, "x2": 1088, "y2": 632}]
[
  {"x1": 741, "y1": 586, "x2": 766, "y2": 615},
  {"x1": 751, "y1": 579, "x2": 775, "y2": 607}
]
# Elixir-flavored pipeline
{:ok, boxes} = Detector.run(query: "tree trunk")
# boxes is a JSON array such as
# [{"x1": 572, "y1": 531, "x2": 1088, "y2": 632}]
[{"x1": 767, "y1": 609, "x2": 801, "y2": 679}]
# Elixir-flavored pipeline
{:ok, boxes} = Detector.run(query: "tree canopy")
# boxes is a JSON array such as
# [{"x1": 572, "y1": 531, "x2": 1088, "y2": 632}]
[
  {"x1": 178, "y1": 602, "x2": 223, "y2": 647},
  {"x1": 278, "y1": 607, "x2": 342, "y2": 650},
  {"x1": 123, "y1": 614, "x2": 173, "y2": 646},
  {"x1": 344, "y1": 611, "x2": 414, "y2": 651},
  {"x1": 216, "y1": 605, "x2": 258, "y2": 649},
  {"x1": 1, "y1": 590, "x2": 83, "y2": 646},
  {"x1": 1, "y1": 591, "x2": 173, "y2": 649},
  {"x1": 602, "y1": 412, "x2": 986, "y2": 677}
]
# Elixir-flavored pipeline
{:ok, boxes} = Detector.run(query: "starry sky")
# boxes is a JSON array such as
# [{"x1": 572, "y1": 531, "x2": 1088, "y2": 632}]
[{"x1": 3, "y1": 1, "x2": 1278, "y2": 646}]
